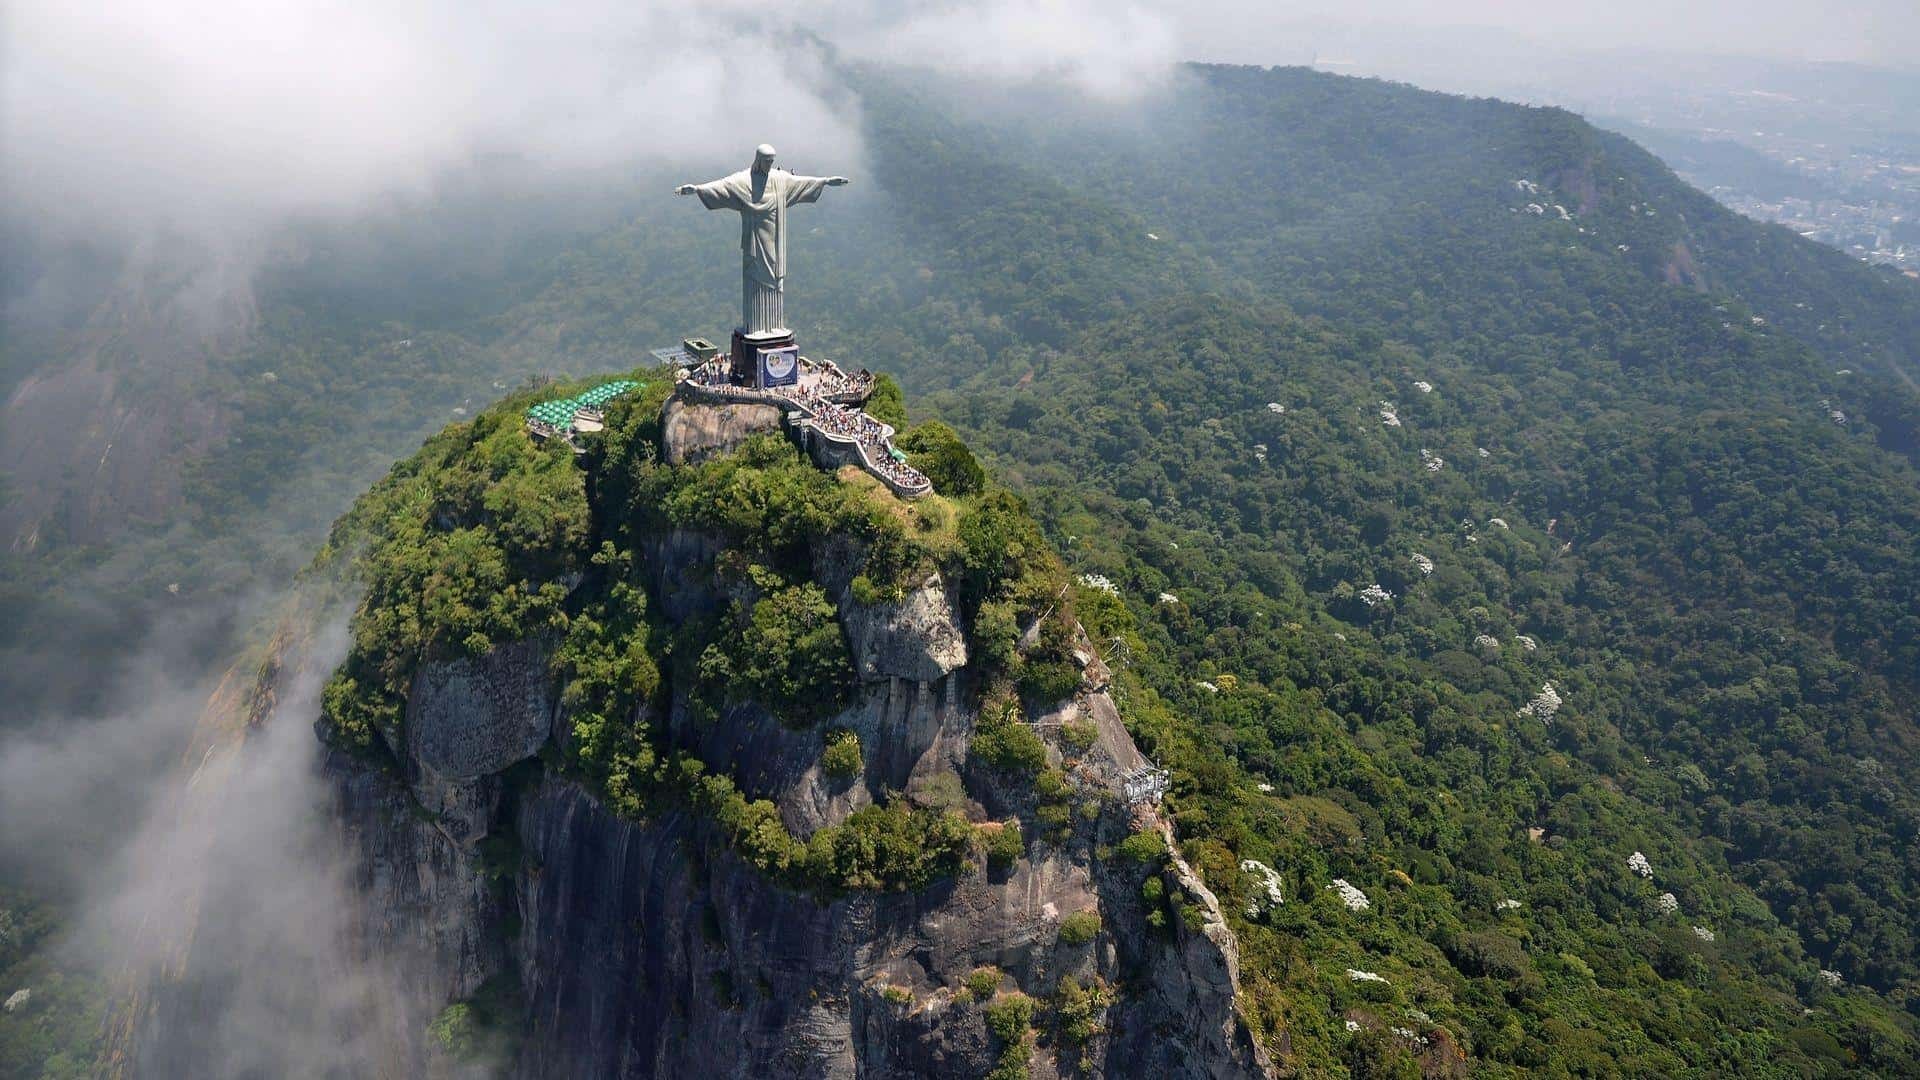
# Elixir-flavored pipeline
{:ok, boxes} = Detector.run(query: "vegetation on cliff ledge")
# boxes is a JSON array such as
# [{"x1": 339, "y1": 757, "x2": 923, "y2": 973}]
[
  {"x1": 316, "y1": 380, "x2": 603, "y2": 752},
  {"x1": 315, "y1": 371, "x2": 1074, "y2": 895}
]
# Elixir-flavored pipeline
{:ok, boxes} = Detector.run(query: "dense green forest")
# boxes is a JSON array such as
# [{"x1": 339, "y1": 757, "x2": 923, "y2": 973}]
[
  {"x1": 5, "y1": 62, "x2": 1920, "y2": 1076},
  {"x1": 870, "y1": 66, "x2": 1920, "y2": 1072},
  {"x1": 923, "y1": 296, "x2": 1920, "y2": 1073}
]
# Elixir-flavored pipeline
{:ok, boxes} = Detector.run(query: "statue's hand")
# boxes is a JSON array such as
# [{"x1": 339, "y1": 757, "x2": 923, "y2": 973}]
[
  {"x1": 674, "y1": 184, "x2": 695, "y2": 195},
  {"x1": 826, "y1": 176, "x2": 850, "y2": 186}
]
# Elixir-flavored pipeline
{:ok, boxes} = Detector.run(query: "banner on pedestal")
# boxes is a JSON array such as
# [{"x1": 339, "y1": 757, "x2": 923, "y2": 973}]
[{"x1": 758, "y1": 345, "x2": 799, "y2": 388}]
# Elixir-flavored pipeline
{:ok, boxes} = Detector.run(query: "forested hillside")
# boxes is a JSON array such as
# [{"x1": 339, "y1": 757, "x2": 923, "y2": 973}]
[
  {"x1": 5, "y1": 62, "x2": 1919, "y2": 1076},
  {"x1": 873, "y1": 65, "x2": 1920, "y2": 1073},
  {"x1": 923, "y1": 295, "x2": 1920, "y2": 1073}
]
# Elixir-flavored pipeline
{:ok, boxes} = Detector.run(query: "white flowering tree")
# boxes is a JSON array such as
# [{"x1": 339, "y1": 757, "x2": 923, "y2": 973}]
[
  {"x1": 1078, "y1": 573, "x2": 1118, "y2": 595},
  {"x1": 1328, "y1": 878, "x2": 1371, "y2": 912},
  {"x1": 1517, "y1": 682, "x2": 1563, "y2": 722},
  {"x1": 1240, "y1": 859, "x2": 1285, "y2": 919}
]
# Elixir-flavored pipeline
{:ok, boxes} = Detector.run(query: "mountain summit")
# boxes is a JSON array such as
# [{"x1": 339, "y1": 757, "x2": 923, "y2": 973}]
[{"x1": 132, "y1": 374, "x2": 1274, "y2": 1078}]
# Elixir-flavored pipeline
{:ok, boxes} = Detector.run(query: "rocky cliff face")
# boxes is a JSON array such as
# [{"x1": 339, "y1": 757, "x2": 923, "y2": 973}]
[
  {"x1": 813, "y1": 534, "x2": 970, "y2": 685},
  {"x1": 217, "y1": 455, "x2": 1276, "y2": 1077},
  {"x1": 659, "y1": 398, "x2": 784, "y2": 465}
]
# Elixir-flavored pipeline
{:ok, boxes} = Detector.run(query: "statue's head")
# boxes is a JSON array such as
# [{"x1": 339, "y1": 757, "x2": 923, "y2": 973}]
[{"x1": 753, "y1": 144, "x2": 776, "y2": 173}]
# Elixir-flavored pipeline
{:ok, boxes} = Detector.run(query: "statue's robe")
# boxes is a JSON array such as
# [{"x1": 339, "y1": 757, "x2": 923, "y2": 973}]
[{"x1": 688, "y1": 167, "x2": 831, "y2": 334}]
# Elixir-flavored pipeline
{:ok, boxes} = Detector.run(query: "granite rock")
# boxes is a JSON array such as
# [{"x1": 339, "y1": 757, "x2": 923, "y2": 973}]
[{"x1": 660, "y1": 398, "x2": 783, "y2": 466}]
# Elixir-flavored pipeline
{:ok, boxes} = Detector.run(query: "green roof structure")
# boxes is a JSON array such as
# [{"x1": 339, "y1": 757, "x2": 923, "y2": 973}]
[{"x1": 525, "y1": 379, "x2": 643, "y2": 432}]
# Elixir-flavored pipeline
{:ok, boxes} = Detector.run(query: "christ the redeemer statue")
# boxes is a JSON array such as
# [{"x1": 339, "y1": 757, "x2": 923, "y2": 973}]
[{"x1": 677, "y1": 144, "x2": 849, "y2": 337}]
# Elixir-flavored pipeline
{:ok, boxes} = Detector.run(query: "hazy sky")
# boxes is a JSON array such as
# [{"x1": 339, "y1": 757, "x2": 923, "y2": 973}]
[
  {"x1": 1172, "y1": 1, "x2": 1920, "y2": 68},
  {"x1": 3, "y1": 0, "x2": 1914, "y2": 266}
]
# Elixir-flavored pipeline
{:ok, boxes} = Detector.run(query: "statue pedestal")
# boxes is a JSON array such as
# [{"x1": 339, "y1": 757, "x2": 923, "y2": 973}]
[{"x1": 730, "y1": 328, "x2": 796, "y2": 388}]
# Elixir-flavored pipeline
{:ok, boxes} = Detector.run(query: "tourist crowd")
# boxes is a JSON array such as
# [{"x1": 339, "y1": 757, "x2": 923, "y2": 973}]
[
  {"x1": 809, "y1": 363, "x2": 874, "y2": 399},
  {"x1": 806, "y1": 399, "x2": 888, "y2": 443},
  {"x1": 682, "y1": 356, "x2": 872, "y2": 402},
  {"x1": 803, "y1": 401, "x2": 930, "y2": 491},
  {"x1": 676, "y1": 356, "x2": 927, "y2": 493}
]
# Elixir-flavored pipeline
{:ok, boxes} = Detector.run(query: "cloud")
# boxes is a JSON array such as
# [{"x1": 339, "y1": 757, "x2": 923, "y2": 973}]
[
  {"x1": 0, "y1": 594, "x2": 410, "y2": 1073},
  {"x1": 4, "y1": 0, "x2": 1912, "y2": 264},
  {"x1": 0, "y1": 589, "x2": 261, "y2": 889},
  {"x1": 832, "y1": 0, "x2": 1178, "y2": 101},
  {"x1": 0, "y1": 0, "x2": 1179, "y2": 260},
  {"x1": 1, "y1": 1, "x2": 859, "y2": 244},
  {"x1": 76, "y1": 611, "x2": 400, "y2": 1074}
]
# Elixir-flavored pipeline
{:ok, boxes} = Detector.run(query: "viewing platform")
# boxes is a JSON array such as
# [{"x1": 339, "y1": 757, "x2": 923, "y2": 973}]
[
  {"x1": 525, "y1": 379, "x2": 643, "y2": 453},
  {"x1": 522, "y1": 351, "x2": 931, "y2": 500},
  {"x1": 672, "y1": 354, "x2": 933, "y2": 499}
]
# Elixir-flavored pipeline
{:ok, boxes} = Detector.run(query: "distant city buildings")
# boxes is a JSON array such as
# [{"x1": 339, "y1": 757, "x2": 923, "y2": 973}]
[
  {"x1": 1668, "y1": 131, "x2": 1920, "y2": 272},
  {"x1": 1708, "y1": 183, "x2": 1918, "y2": 272}
]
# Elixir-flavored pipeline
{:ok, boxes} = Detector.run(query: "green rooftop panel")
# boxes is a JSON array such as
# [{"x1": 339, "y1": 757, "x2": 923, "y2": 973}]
[{"x1": 526, "y1": 379, "x2": 641, "y2": 431}]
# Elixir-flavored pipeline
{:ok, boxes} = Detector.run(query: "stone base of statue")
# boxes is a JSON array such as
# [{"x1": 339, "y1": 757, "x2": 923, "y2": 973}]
[{"x1": 730, "y1": 328, "x2": 796, "y2": 388}]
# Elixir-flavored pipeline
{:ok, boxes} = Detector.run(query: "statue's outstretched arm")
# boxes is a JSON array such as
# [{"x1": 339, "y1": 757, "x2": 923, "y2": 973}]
[
  {"x1": 785, "y1": 174, "x2": 849, "y2": 207},
  {"x1": 679, "y1": 177, "x2": 743, "y2": 210}
]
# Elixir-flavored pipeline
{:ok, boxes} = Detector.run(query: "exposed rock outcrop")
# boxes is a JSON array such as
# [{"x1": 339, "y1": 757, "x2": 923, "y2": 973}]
[
  {"x1": 158, "y1": 479, "x2": 1273, "y2": 1078},
  {"x1": 398, "y1": 637, "x2": 555, "y2": 844},
  {"x1": 1140, "y1": 841, "x2": 1273, "y2": 1078},
  {"x1": 644, "y1": 527, "x2": 725, "y2": 623},
  {"x1": 185, "y1": 624, "x2": 1270, "y2": 1080},
  {"x1": 660, "y1": 398, "x2": 783, "y2": 465},
  {"x1": 403, "y1": 639, "x2": 554, "y2": 779},
  {"x1": 328, "y1": 748, "x2": 511, "y2": 1063},
  {"x1": 510, "y1": 781, "x2": 1115, "y2": 1080},
  {"x1": 438, "y1": 652, "x2": 1268, "y2": 1078},
  {"x1": 843, "y1": 575, "x2": 969, "y2": 683},
  {"x1": 812, "y1": 536, "x2": 969, "y2": 684},
  {"x1": 669, "y1": 674, "x2": 970, "y2": 837}
]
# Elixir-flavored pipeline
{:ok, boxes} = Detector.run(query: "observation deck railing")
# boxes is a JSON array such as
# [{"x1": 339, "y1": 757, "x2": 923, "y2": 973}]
[{"x1": 674, "y1": 357, "x2": 930, "y2": 498}]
